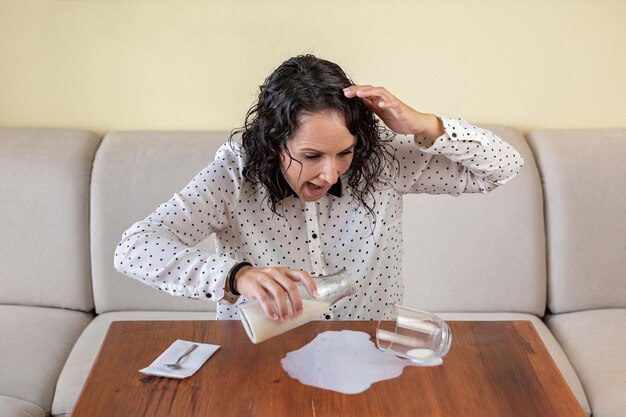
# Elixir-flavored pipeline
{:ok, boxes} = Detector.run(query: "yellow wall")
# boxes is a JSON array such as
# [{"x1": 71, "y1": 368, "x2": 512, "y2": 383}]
[{"x1": 1, "y1": 0, "x2": 625, "y2": 133}]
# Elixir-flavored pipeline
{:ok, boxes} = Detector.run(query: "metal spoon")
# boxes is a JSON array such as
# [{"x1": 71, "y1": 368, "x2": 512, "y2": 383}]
[{"x1": 164, "y1": 344, "x2": 198, "y2": 369}]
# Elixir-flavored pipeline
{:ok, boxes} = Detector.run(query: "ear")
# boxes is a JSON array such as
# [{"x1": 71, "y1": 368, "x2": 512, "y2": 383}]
[{"x1": 279, "y1": 149, "x2": 294, "y2": 171}]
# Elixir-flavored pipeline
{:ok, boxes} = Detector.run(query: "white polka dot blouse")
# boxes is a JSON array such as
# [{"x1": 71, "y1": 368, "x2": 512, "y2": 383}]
[{"x1": 114, "y1": 117, "x2": 523, "y2": 320}]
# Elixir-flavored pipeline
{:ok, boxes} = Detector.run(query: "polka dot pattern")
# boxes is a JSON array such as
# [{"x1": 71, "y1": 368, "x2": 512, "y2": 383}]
[{"x1": 114, "y1": 117, "x2": 523, "y2": 320}]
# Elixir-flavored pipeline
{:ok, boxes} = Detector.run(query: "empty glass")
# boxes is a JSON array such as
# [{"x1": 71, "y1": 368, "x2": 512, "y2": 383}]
[
  {"x1": 376, "y1": 304, "x2": 452, "y2": 365},
  {"x1": 238, "y1": 269, "x2": 357, "y2": 344}
]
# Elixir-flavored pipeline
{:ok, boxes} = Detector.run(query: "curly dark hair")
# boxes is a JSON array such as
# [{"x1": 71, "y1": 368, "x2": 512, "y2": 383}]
[{"x1": 230, "y1": 54, "x2": 396, "y2": 217}]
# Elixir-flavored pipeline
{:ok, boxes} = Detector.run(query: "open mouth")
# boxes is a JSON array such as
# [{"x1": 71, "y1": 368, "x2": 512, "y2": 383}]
[{"x1": 307, "y1": 182, "x2": 327, "y2": 196}]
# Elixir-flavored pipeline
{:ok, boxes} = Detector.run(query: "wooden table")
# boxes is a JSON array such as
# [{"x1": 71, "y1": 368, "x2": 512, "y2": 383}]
[{"x1": 72, "y1": 320, "x2": 585, "y2": 417}]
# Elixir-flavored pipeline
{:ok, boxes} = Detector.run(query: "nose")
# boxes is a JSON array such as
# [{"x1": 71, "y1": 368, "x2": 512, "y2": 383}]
[{"x1": 319, "y1": 159, "x2": 340, "y2": 184}]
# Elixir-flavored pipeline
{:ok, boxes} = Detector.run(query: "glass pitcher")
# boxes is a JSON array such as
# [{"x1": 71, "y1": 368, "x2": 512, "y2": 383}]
[{"x1": 237, "y1": 269, "x2": 356, "y2": 344}]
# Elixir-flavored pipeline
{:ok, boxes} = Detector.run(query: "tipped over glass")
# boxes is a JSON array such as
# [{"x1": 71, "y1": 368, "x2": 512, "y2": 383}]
[{"x1": 376, "y1": 304, "x2": 452, "y2": 366}]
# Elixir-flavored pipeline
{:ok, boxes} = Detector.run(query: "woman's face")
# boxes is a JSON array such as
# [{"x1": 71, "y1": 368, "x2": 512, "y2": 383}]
[{"x1": 280, "y1": 111, "x2": 356, "y2": 202}]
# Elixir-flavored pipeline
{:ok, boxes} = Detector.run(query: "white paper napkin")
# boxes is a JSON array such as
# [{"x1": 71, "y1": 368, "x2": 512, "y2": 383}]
[{"x1": 140, "y1": 339, "x2": 220, "y2": 379}]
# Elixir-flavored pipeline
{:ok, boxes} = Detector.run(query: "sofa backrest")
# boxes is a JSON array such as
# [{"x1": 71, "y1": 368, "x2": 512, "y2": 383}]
[
  {"x1": 91, "y1": 131, "x2": 225, "y2": 313},
  {"x1": 402, "y1": 126, "x2": 547, "y2": 316},
  {"x1": 527, "y1": 129, "x2": 626, "y2": 314},
  {"x1": 94, "y1": 127, "x2": 546, "y2": 315},
  {"x1": 0, "y1": 128, "x2": 101, "y2": 311}
]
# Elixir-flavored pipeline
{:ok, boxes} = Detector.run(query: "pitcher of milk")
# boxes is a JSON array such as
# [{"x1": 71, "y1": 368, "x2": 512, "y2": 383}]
[{"x1": 237, "y1": 269, "x2": 356, "y2": 344}]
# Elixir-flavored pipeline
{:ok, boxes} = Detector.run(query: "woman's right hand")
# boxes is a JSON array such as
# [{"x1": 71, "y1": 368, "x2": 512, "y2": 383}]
[{"x1": 234, "y1": 266, "x2": 318, "y2": 320}]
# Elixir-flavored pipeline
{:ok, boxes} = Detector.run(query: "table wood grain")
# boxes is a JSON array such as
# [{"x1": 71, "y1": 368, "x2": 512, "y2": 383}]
[{"x1": 72, "y1": 320, "x2": 585, "y2": 417}]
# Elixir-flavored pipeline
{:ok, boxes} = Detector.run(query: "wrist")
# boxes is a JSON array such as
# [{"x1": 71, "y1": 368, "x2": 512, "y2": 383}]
[
  {"x1": 412, "y1": 113, "x2": 444, "y2": 145},
  {"x1": 228, "y1": 262, "x2": 252, "y2": 296}
]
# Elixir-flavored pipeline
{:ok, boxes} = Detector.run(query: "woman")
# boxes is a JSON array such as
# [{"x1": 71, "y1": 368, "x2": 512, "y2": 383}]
[{"x1": 115, "y1": 55, "x2": 523, "y2": 322}]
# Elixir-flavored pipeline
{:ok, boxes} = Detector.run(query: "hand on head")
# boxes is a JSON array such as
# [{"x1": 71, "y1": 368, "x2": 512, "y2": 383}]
[
  {"x1": 343, "y1": 85, "x2": 444, "y2": 141},
  {"x1": 234, "y1": 266, "x2": 318, "y2": 320}
]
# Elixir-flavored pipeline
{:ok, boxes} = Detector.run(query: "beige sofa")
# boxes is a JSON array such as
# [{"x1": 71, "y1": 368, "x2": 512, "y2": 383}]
[{"x1": 1, "y1": 126, "x2": 624, "y2": 417}]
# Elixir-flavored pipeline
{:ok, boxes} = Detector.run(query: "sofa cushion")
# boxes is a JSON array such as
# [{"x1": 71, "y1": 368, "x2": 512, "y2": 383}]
[
  {"x1": 0, "y1": 395, "x2": 45, "y2": 417},
  {"x1": 439, "y1": 312, "x2": 590, "y2": 416},
  {"x1": 527, "y1": 129, "x2": 626, "y2": 314},
  {"x1": 90, "y1": 132, "x2": 228, "y2": 313},
  {"x1": 0, "y1": 305, "x2": 93, "y2": 414},
  {"x1": 546, "y1": 309, "x2": 626, "y2": 417},
  {"x1": 403, "y1": 126, "x2": 546, "y2": 316},
  {"x1": 0, "y1": 128, "x2": 101, "y2": 311},
  {"x1": 51, "y1": 310, "x2": 214, "y2": 417}
]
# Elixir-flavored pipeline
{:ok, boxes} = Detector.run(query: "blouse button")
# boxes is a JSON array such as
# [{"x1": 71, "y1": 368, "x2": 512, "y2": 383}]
[{"x1": 312, "y1": 233, "x2": 318, "y2": 239}]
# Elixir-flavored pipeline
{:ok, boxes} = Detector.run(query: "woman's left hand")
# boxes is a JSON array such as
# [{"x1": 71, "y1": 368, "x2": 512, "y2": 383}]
[{"x1": 343, "y1": 85, "x2": 444, "y2": 141}]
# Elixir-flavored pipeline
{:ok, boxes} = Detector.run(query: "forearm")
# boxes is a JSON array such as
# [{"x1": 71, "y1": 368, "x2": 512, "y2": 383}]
[
  {"x1": 417, "y1": 117, "x2": 523, "y2": 188},
  {"x1": 114, "y1": 220, "x2": 240, "y2": 303},
  {"x1": 390, "y1": 117, "x2": 523, "y2": 195}
]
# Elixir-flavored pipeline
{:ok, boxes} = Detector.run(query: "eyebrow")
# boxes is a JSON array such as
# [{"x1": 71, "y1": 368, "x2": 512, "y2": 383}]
[{"x1": 299, "y1": 140, "x2": 357, "y2": 154}]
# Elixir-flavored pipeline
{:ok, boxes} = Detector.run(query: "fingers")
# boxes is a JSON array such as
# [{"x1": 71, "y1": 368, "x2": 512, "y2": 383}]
[
  {"x1": 246, "y1": 284, "x2": 282, "y2": 321},
  {"x1": 235, "y1": 267, "x2": 313, "y2": 321},
  {"x1": 286, "y1": 269, "x2": 318, "y2": 298},
  {"x1": 255, "y1": 272, "x2": 293, "y2": 320},
  {"x1": 343, "y1": 85, "x2": 398, "y2": 111},
  {"x1": 271, "y1": 271, "x2": 304, "y2": 318},
  {"x1": 344, "y1": 84, "x2": 428, "y2": 136}
]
